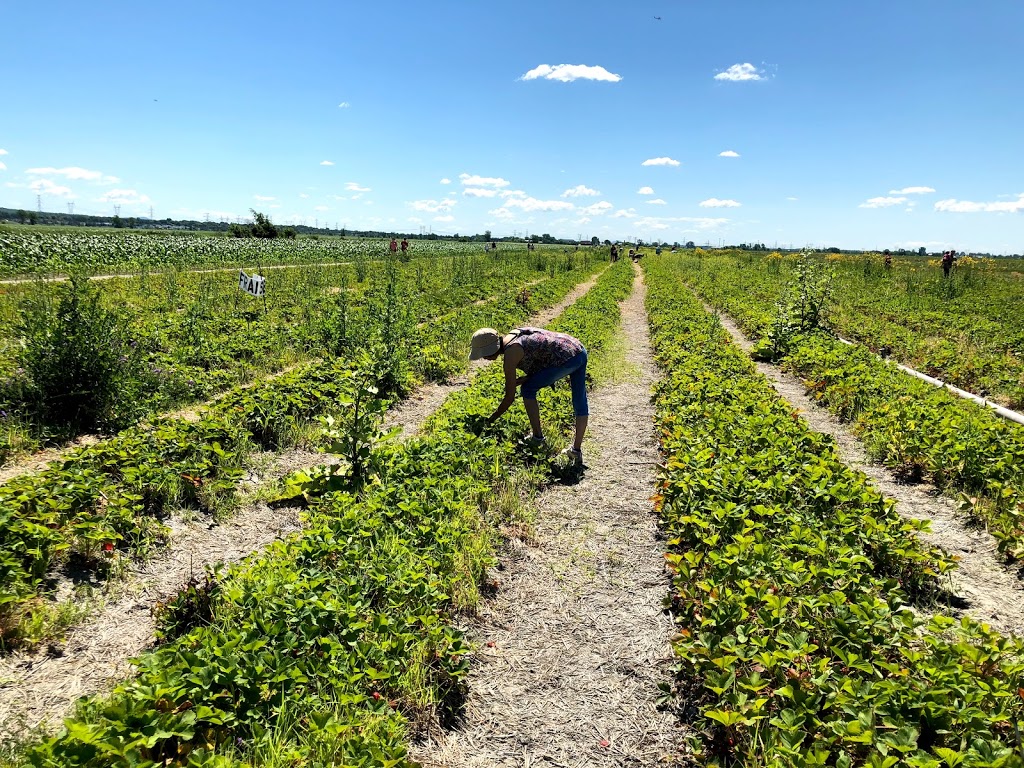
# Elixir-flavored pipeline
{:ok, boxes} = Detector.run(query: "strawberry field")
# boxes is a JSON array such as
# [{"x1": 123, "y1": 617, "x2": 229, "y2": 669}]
[
  {"x1": 671, "y1": 249, "x2": 1024, "y2": 560},
  {"x1": 2, "y1": 239, "x2": 1023, "y2": 768},
  {"x1": 0, "y1": 237, "x2": 591, "y2": 462},
  {"x1": 645, "y1": 254, "x2": 1024, "y2": 767}
]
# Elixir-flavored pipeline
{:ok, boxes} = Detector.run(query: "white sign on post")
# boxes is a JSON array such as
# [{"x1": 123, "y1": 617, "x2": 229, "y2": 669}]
[{"x1": 238, "y1": 270, "x2": 266, "y2": 297}]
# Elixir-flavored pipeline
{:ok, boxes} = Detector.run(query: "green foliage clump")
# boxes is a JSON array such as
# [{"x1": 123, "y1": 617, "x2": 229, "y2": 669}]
[{"x1": 16, "y1": 274, "x2": 149, "y2": 432}]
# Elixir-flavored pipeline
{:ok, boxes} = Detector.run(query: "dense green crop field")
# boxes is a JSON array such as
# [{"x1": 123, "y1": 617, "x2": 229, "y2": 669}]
[{"x1": 678, "y1": 249, "x2": 1024, "y2": 408}]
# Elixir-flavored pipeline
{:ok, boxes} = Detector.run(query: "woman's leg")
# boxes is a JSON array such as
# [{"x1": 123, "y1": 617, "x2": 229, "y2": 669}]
[{"x1": 567, "y1": 352, "x2": 589, "y2": 451}]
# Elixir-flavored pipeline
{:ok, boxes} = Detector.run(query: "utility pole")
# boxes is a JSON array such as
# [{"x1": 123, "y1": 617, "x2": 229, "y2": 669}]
[
  {"x1": 67, "y1": 202, "x2": 74, "y2": 215},
  {"x1": 36, "y1": 195, "x2": 42, "y2": 213},
  {"x1": 149, "y1": 205, "x2": 154, "y2": 219},
  {"x1": 113, "y1": 204, "x2": 121, "y2": 216}
]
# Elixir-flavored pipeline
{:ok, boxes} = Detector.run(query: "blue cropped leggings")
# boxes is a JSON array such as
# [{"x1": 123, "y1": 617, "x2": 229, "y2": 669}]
[{"x1": 520, "y1": 350, "x2": 589, "y2": 417}]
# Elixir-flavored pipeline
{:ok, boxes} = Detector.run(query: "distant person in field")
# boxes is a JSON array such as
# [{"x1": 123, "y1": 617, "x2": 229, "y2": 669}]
[
  {"x1": 400, "y1": 238, "x2": 409, "y2": 254},
  {"x1": 942, "y1": 250, "x2": 955, "y2": 277},
  {"x1": 389, "y1": 237, "x2": 398, "y2": 254},
  {"x1": 610, "y1": 244, "x2": 618, "y2": 262},
  {"x1": 470, "y1": 326, "x2": 589, "y2": 465},
  {"x1": 883, "y1": 249, "x2": 892, "y2": 269}
]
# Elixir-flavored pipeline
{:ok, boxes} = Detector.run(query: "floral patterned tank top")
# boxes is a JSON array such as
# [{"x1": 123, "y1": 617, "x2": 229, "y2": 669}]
[{"x1": 506, "y1": 327, "x2": 585, "y2": 377}]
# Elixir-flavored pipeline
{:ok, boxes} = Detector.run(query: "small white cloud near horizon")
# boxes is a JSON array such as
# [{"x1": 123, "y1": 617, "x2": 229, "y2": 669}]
[
  {"x1": 254, "y1": 195, "x2": 276, "y2": 202},
  {"x1": 410, "y1": 199, "x2": 457, "y2": 214},
  {"x1": 519, "y1": 64, "x2": 622, "y2": 83},
  {"x1": 337, "y1": 102, "x2": 350, "y2": 108},
  {"x1": 460, "y1": 173, "x2": 510, "y2": 188},
  {"x1": 637, "y1": 186, "x2": 655, "y2": 195},
  {"x1": 434, "y1": 214, "x2": 455, "y2": 222},
  {"x1": 642, "y1": 157, "x2": 681, "y2": 167},
  {"x1": 889, "y1": 186, "x2": 936, "y2": 195},
  {"x1": 100, "y1": 189, "x2": 150, "y2": 205},
  {"x1": 27, "y1": 166, "x2": 118, "y2": 184},
  {"x1": 30, "y1": 178, "x2": 74, "y2": 197},
  {"x1": 0, "y1": 149, "x2": 8, "y2": 156},
  {"x1": 860, "y1": 196, "x2": 906, "y2": 209},
  {"x1": 320, "y1": 160, "x2": 335, "y2": 166},
  {"x1": 345, "y1": 182, "x2": 371, "y2": 192},
  {"x1": 579, "y1": 201, "x2": 613, "y2": 216},
  {"x1": 700, "y1": 198, "x2": 742, "y2": 208},
  {"x1": 719, "y1": 150, "x2": 741, "y2": 158},
  {"x1": 440, "y1": 178, "x2": 451, "y2": 185},
  {"x1": 464, "y1": 188, "x2": 498, "y2": 198},
  {"x1": 0, "y1": 162, "x2": 6, "y2": 171},
  {"x1": 934, "y1": 193, "x2": 1024, "y2": 213},
  {"x1": 562, "y1": 184, "x2": 600, "y2": 198},
  {"x1": 648, "y1": 198, "x2": 667, "y2": 205},
  {"x1": 786, "y1": 197, "x2": 799, "y2": 201},
  {"x1": 714, "y1": 63, "x2": 766, "y2": 82}
]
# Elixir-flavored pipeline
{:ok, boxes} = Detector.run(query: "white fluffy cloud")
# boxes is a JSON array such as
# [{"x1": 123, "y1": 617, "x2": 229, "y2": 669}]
[
  {"x1": 859, "y1": 196, "x2": 906, "y2": 209},
  {"x1": 889, "y1": 186, "x2": 935, "y2": 195},
  {"x1": 0, "y1": 149, "x2": 7, "y2": 156},
  {"x1": 786, "y1": 197, "x2": 799, "y2": 201},
  {"x1": 440, "y1": 178, "x2": 451, "y2": 184},
  {"x1": 30, "y1": 178, "x2": 74, "y2": 197},
  {"x1": 500, "y1": 189, "x2": 527, "y2": 199},
  {"x1": 642, "y1": 157, "x2": 680, "y2": 167},
  {"x1": 345, "y1": 182, "x2": 371, "y2": 192},
  {"x1": 578, "y1": 201, "x2": 613, "y2": 216},
  {"x1": 500, "y1": 196, "x2": 574, "y2": 213},
  {"x1": 934, "y1": 194, "x2": 1024, "y2": 213},
  {"x1": 27, "y1": 166, "x2": 118, "y2": 184},
  {"x1": 464, "y1": 188, "x2": 498, "y2": 198},
  {"x1": 714, "y1": 63, "x2": 766, "y2": 82},
  {"x1": 561, "y1": 184, "x2": 600, "y2": 198},
  {"x1": 647, "y1": 198, "x2": 667, "y2": 205},
  {"x1": 637, "y1": 186, "x2": 654, "y2": 195},
  {"x1": 434, "y1": 214, "x2": 455, "y2": 222},
  {"x1": 612, "y1": 208, "x2": 638, "y2": 219},
  {"x1": 299, "y1": 193, "x2": 310, "y2": 199},
  {"x1": 719, "y1": 150, "x2": 740, "y2": 158},
  {"x1": 410, "y1": 199, "x2": 457, "y2": 213},
  {"x1": 100, "y1": 189, "x2": 151, "y2": 205},
  {"x1": 700, "y1": 198, "x2": 742, "y2": 208},
  {"x1": 459, "y1": 173, "x2": 510, "y2": 188},
  {"x1": 519, "y1": 64, "x2": 622, "y2": 83},
  {"x1": 0, "y1": 162, "x2": 5, "y2": 171},
  {"x1": 337, "y1": 102, "x2": 350, "y2": 108},
  {"x1": 320, "y1": 160, "x2": 335, "y2": 166}
]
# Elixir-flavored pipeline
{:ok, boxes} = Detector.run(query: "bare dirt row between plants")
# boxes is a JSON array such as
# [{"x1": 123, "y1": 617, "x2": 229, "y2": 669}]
[
  {"x1": 413, "y1": 269, "x2": 683, "y2": 767},
  {"x1": 0, "y1": 271, "x2": 606, "y2": 746},
  {"x1": 704, "y1": 303, "x2": 1024, "y2": 638}
]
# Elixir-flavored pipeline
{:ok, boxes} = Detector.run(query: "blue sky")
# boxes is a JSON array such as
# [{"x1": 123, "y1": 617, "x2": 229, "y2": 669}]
[{"x1": 2, "y1": 0, "x2": 1022, "y2": 252}]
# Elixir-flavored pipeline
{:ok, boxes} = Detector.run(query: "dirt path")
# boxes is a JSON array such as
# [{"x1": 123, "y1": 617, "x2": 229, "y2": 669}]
[
  {"x1": 414, "y1": 268, "x2": 682, "y2": 767},
  {"x1": 707, "y1": 306, "x2": 1024, "y2": 638},
  {"x1": 0, "y1": 271, "x2": 608, "y2": 745}
]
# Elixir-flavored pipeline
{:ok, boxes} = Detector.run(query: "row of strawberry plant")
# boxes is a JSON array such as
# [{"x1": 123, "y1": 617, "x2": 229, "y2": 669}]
[
  {"x1": 670, "y1": 250, "x2": 1024, "y2": 560},
  {"x1": 0, "y1": 263, "x2": 601, "y2": 649},
  {"x1": 0, "y1": 244, "x2": 587, "y2": 461},
  {"x1": 11, "y1": 259, "x2": 635, "y2": 767},
  {"x1": 645, "y1": 255, "x2": 1024, "y2": 767}
]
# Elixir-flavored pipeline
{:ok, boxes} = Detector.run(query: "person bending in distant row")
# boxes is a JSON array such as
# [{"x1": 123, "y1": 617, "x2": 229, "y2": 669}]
[{"x1": 470, "y1": 326, "x2": 588, "y2": 464}]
